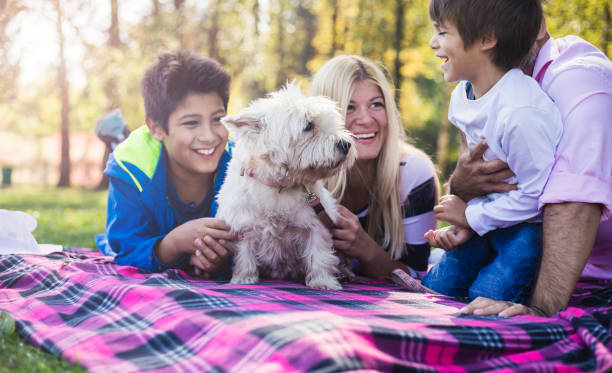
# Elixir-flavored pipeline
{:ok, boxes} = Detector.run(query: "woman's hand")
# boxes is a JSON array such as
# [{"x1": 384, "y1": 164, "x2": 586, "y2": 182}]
[
  {"x1": 330, "y1": 204, "x2": 411, "y2": 280},
  {"x1": 330, "y1": 204, "x2": 378, "y2": 262}
]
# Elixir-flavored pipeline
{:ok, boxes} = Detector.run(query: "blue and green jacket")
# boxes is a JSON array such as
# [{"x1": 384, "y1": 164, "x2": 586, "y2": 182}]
[{"x1": 94, "y1": 125, "x2": 232, "y2": 272}]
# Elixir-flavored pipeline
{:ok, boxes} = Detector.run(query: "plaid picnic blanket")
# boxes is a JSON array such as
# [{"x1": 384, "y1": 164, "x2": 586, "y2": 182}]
[{"x1": 0, "y1": 249, "x2": 611, "y2": 372}]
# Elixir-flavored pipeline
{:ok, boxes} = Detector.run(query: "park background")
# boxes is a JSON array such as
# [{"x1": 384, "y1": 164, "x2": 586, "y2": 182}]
[
  {"x1": 1, "y1": 0, "x2": 610, "y2": 189},
  {"x1": 0, "y1": 1, "x2": 610, "y2": 371}
]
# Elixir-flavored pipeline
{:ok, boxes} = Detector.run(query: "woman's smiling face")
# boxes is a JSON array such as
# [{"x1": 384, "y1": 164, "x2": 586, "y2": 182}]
[{"x1": 345, "y1": 79, "x2": 388, "y2": 161}]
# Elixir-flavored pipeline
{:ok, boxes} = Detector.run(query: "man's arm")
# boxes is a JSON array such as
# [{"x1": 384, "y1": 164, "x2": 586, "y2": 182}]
[
  {"x1": 530, "y1": 202, "x2": 601, "y2": 315},
  {"x1": 449, "y1": 133, "x2": 516, "y2": 202},
  {"x1": 461, "y1": 202, "x2": 601, "y2": 317}
]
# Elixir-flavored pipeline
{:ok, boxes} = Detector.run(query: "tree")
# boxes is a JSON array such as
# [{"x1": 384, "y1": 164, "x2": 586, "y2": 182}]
[
  {"x1": 6, "y1": 0, "x2": 610, "y2": 187},
  {"x1": 0, "y1": 1, "x2": 25, "y2": 112},
  {"x1": 545, "y1": 0, "x2": 611, "y2": 56},
  {"x1": 393, "y1": 0, "x2": 405, "y2": 103},
  {"x1": 274, "y1": 0, "x2": 287, "y2": 88},
  {"x1": 96, "y1": 0, "x2": 122, "y2": 190},
  {"x1": 54, "y1": 0, "x2": 71, "y2": 187}
]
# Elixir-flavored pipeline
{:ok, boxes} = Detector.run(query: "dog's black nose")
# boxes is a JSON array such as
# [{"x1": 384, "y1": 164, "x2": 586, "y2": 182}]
[{"x1": 336, "y1": 140, "x2": 351, "y2": 155}]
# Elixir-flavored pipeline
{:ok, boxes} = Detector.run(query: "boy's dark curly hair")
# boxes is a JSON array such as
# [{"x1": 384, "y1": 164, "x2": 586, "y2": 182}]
[{"x1": 140, "y1": 51, "x2": 230, "y2": 133}]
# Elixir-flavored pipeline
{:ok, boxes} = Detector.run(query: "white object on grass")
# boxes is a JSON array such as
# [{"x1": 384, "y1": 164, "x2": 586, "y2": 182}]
[{"x1": 0, "y1": 210, "x2": 62, "y2": 255}]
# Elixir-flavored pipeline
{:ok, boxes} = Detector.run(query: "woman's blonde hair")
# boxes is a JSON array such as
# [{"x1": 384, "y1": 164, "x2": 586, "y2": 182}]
[{"x1": 311, "y1": 54, "x2": 436, "y2": 260}]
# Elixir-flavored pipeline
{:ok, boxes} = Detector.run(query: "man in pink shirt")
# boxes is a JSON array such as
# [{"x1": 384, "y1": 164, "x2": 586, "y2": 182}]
[{"x1": 453, "y1": 21, "x2": 612, "y2": 317}]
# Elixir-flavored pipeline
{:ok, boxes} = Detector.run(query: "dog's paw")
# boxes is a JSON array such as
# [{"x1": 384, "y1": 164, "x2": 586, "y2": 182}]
[
  {"x1": 306, "y1": 276, "x2": 342, "y2": 290},
  {"x1": 230, "y1": 274, "x2": 259, "y2": 285},
  {"x1": 337, "y1": 265, "x2": 355, "y2": 283}
]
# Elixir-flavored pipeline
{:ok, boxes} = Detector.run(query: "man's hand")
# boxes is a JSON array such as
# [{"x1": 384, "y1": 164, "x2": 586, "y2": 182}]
[
  {"x1": 434, "y1": 195, "x2": 470, "y2": 228},
  {"x1": 424, "y1": 225, "x2": 474, "y2": 251},
  {"x1": 450, "y1": 133, "x2": 517, "y2": 202},
  {"x1": 460, "y1": 297, "x2": 548, "y2": 317}
]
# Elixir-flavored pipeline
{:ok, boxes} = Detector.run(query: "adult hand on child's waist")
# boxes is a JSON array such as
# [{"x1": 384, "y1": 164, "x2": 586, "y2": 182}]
[{"x1": 450, "y1": 133, "x2": 517, "y2": 201}]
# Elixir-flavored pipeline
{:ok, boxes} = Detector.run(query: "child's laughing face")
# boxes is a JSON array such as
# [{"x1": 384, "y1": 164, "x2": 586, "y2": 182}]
[
  {"x1": 429, "y1": 19, "x2": 484, "y2": 84},
  {"x1": 152, "y1": 91, "x2": 228, "y2": 178}
]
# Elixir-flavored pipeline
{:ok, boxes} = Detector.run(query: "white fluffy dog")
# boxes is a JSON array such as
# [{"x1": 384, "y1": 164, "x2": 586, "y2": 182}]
[{"x1": 216, "y1": 83, "x2": 355, "y2": 290}]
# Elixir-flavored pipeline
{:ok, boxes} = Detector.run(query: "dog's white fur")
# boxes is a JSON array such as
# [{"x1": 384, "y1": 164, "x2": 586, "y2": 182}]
[{"x1": 216, "y1": 82, "x2": 355, "y2": 290}]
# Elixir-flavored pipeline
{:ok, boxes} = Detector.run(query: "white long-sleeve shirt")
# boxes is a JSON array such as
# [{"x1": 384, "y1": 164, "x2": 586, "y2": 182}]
[{"x1": 449, "y1": 68, "x2": 564, "y2": 236}]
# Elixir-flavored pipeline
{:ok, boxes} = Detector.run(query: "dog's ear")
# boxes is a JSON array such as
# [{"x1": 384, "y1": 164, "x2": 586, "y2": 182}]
[{"x1": 221, "y1": 113, "x2": 262, "y2": 139}]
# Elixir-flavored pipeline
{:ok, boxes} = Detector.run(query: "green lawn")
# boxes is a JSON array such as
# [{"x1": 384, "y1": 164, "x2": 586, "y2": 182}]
[{"x1": 0, "y1": 185, "x2": 105, "y2": 373}]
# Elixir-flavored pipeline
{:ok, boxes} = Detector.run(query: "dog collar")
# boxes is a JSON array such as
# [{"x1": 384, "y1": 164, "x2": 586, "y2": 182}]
[
  {"x1": 239, "y1": 165, "x2": 334, "y2": 228},
  {"x1": 240, "y1": 158, "x2": 298, "y2": 192},
  {"x1": 303, "y1": 185, "x2": 335, "y2": 229}
]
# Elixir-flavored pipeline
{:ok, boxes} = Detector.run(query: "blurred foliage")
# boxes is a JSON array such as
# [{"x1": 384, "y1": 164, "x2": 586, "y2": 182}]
[
  {"x1": 545, "y1": 0, "x2": 611, "y2": 57},
  {"x1": 0, "y1": 0, "x2": 609, "y2": 180}
]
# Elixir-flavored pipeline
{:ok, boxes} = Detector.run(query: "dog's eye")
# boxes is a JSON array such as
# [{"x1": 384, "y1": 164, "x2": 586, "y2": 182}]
[{"x1": 304, "y1": 121, "x2": 314, "y2": 132}]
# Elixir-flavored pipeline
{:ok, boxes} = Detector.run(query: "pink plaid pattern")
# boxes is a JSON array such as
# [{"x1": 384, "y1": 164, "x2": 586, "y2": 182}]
[{"x1": 0, "y1": 249, "x2": 610, "y2": 372}]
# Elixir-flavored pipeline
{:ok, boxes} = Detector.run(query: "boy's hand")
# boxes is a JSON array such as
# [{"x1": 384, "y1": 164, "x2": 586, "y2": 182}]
[
  {"x1": 156, "y1": 218, "x2": 236, "y2": 266},
  {"x1": 424, "y1": 225, "x2": 473, "y2": 251},
  {"x1": 434, "y1": 195, "x2": 470, "y2": 228},
  {"x1": 190, "y1": 236, "x2": 236, "y2": 278}
]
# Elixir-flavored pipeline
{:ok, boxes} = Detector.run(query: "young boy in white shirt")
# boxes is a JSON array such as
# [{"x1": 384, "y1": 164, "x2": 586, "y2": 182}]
[{"x1": 422, "y1": 0, "x2": 563, "y2": 303}]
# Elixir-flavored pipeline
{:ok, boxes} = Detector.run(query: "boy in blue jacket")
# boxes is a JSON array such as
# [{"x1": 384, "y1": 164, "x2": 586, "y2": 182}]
[{"x1": 95, "y1": 51, "x2": 235, "y2": 278}]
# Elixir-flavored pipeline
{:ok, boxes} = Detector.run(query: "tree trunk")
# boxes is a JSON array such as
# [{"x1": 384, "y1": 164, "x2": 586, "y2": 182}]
[
  {"x1": 275, "y1": 0, "x2": 286, "y2": 88},
  {"x1": 56, "y1": 0, "x2": 71, "y2": 188},
  {"x1": 436, "y1": 85, "x2": 452, "y2": 178},
  {"x1": 109, "y1": 0, "x2": 119, "y2": 46},
  {"x1": 208, "y1": 0, "x2": 220, "y2": 61},
  {"x1": 252, "y1": 0, "x2": 259, "y2": 37},
  {"x1": 356, "y1": 0, "x2": 366, "y2": 55},
  {"x1": 152, "y1": 0, "x2": 160, "y2": 16},
  {"x1": 603, "y1": 2, "x2": 610, "y2": 56},
  {"x1": 297, "y1": 3, "x2": 316, "y2": 75},
  {"x1": 97, "y1": 0, "x2": 121, "y2": 190},
  {"x1": 173, "y1": 0, "x2": 185, "y2": 10},
  {"x1": 174, "y1": 0, "x2": 185, "y2": 48},
  {"x1": 330, "y1": 0, "x2": 339, "y2": 56},
  {"x1": 393, "y1": 0, "x2": 405, "y2": 103}
]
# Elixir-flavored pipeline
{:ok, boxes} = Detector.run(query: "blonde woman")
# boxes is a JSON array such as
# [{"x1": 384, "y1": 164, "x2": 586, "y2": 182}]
[{"x1": 310, "y1": 55, "x2": 439, "y2": 280}]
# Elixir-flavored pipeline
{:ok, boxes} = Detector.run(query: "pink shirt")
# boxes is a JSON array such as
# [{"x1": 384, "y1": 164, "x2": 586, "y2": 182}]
[{"x1": 535, "y1": 36, "x2": 612, "y2": 280}]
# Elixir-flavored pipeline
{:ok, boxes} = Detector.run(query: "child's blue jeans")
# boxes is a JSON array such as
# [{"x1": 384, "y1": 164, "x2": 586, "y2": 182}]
[{"x1": 422, "y1": 222, "x2": 542, "y2": 303}]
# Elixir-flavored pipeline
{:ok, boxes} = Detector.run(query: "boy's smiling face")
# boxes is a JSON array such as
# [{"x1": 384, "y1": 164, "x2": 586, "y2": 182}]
[
  {"x1": 150, "y1": 91, "x2": 228, "y2": 179},
  {"x1": 429, "y1": 19, "x2": 486, "y2": 84}
]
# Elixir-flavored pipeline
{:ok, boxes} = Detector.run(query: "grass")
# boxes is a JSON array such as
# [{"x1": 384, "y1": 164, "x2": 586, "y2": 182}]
[{"x1": 0, "y1": 185, "x2": 105, "y2": 373}]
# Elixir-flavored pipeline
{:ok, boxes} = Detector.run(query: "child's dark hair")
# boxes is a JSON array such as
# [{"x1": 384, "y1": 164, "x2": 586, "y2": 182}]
[
  {"x1": 429, "y1": 0, "x2": 542, "y2": 71},
  {"x1": 141, "y1": 51, "x2": 231, "y2": 133}
]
